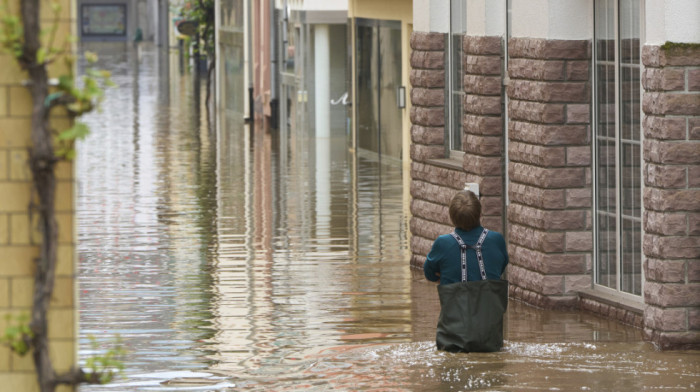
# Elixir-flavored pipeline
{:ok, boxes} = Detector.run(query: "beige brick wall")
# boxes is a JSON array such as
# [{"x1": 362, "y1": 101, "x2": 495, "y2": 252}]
[
  {"x1": 0, "y1": 0, "x2": 77, "y2": 390},
  {"x1": 463, "y1": 36, "x2": 505, "y2": 233},
  {"x1": 641, "y1": 44, "x2": 700, "y2": 350},
  {"x1": 409, "y1": 32, "x2": 462, "y2": 268},
  {"x1": 506, "y1": 38, "x2": 592, "y2": 310}
]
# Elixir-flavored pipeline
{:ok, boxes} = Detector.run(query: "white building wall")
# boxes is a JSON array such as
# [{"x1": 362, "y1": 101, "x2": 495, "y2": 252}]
[
  {"x1": 465, "y1": 0, "x2": 506, "y2": 36},
  {"x1": 646, "y1": 0, "x2": 700, "y2": 44},
  {"x1": 414, "y1": 0, "x2": 699, "y2": 43},
  {"x1": 547, "y1": 0, "x2": 592, "y2": 39},
  {"x1": 510, "y1": 0, "x2": 549, "y2": 38},
  {"x1": 510, "y1": 0, "x2": 591, "y2": 39},
  {"x1": 466, "y1": 0, "x2": 486, "y2": 35},
  {"x1": 303, "y1": 0, "x2": 348, "y2": 11},
  {"x1": 275, "y1": 0, "x2": 348, "y2": 11},
  {"x1": 414, "y1": 0, "x2": 449, "y2": 32}
]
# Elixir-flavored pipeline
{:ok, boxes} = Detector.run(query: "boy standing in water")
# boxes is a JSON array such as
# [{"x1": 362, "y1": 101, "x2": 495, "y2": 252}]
[
  {"x1": 423, "y1": 190, "x2": 509, "y2": 352},
  {"x1": 423, "y1": 190, "x2": 508, "y2": 284}
]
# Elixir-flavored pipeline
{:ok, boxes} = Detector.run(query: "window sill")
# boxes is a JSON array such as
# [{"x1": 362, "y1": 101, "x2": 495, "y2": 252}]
[
  {"x1": 578, "y1": 288, "x2": 644, "y2": 315},
  {"x1": 426, "y1": 157, "x2": 463, "y2": 171}
]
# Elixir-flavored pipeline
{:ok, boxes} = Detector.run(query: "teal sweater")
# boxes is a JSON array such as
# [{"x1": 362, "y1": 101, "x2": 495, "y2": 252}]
[{"x1": 423, "y1": 226, "x2": 509, "y2": 285}]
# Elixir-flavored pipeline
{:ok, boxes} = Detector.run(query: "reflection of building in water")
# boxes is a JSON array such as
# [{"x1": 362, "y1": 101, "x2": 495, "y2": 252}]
[
  {"x1": 210, "y1": 87, "x2": 413, "y2": 373},
  {"x1": 410, "y1": 0, "x2": 699, "y2": 350},
  {"x1": 77, "y1": 0, "x2": 169, "y2": 45},
  {"x1": 217, "y1": 0, "x2": 247, "y2": 123}
]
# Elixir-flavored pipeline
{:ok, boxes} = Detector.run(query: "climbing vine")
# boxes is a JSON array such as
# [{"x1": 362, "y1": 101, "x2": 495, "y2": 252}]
[{"x1": 0, "y1": 1, "x2": 121, "y2": 391}]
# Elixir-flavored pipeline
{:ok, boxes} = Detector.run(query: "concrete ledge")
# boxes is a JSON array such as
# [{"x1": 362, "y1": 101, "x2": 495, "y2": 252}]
[
  {"x1": 578, "y1": 288, "x2": 644, "y2": 328},
  {"x1": 578, "y1": 288, "x2": 644, "y2": 314},
  {"x1": 426, "y1": 158, "x2": 463, "y2": 171}
]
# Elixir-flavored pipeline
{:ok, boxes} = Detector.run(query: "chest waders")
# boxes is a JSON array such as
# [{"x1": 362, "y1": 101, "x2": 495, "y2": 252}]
[{"x1": 435, "y1": 228, "x2": 509, "y2": 353}]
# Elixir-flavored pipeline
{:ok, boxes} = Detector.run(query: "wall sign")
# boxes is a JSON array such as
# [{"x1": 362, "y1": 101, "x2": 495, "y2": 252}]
[{"x1": 81, "y1": 4, "x2": 127, "y2": 36}]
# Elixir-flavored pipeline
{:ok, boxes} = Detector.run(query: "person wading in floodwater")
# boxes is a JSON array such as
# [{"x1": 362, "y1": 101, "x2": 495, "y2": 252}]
[{"x1": 423, "y1": 190, "x2": 509, "y2": 352}]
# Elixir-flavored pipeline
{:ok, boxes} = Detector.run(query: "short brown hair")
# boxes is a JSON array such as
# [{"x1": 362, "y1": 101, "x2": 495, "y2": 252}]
[{"x1": 449, "y1": 190, "x2": 481, "y2": 231}]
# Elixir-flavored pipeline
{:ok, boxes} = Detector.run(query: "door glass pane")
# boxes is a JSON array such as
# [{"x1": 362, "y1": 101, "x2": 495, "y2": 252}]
[
  {"x1": 621, "y1": 218, "x2": 641, "y2": 295},
  {"x1": 450, "y1": 33, "x2": 462, "y2": 152},
  {"x1": 449, "y1": 0, "x2": 466, "y2": 153},
  {"x1": 619, "y1": 0, "x2": 641, "y2": 295},
  {"x1": 596, "y1": 138, "x2": 617, "y2": 290},
  {"x1": 621, "y1": 141, "x2": 641, "y2": 295},
  {"x1": 378, "y1": 25, "x2": 402, "y2": 160},
  {"x1": 451, "y1": 95, "x2": 462, "y2": 151},
  {"x1": 594, "y1": 0, "x2": 617, "y2": 289},
  {"x1": 620, "y1": 142, "x2": 640, "y2": 218},
  {"x1": 356, "y1": 24, "x2": 379, "y2": 154},
  {"x1": 597, "y1": 212, "x2": 617, "y2": 289}
]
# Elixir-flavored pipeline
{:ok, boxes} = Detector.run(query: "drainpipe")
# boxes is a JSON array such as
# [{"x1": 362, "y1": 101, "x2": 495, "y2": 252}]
[
  {"x1": 270, "y1": 0, "x2": 279, "y2": 129},
  {"x1": 246, "y1": 0, "x2": 254, "y2": 123}
]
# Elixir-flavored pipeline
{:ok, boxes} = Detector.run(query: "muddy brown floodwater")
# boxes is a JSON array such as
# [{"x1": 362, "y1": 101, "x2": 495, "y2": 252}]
[{"x1": 76, "y1": 44, "x2": 699, "y2": 391}]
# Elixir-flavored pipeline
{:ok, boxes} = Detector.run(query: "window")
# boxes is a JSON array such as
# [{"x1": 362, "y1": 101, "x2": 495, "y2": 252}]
[
  {"x1": 593, "y1": 0, "x2": 642, "y2": 296},
  {"x1": 81, "y1": 4, "x2": 126, "y2": 36},
  {"x1": 446, "y1": 0, "x2": 466, "y2": 158}
]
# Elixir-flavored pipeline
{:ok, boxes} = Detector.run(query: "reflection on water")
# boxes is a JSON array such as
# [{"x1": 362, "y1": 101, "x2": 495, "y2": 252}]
[{"x1": 77, "y1": 45, "x2": 699, "y2": 391}]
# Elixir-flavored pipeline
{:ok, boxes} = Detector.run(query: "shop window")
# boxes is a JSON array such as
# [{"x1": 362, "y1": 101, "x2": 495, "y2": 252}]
[{"x1": 593, "y1": 0, "x2": 642, "y2": 296}]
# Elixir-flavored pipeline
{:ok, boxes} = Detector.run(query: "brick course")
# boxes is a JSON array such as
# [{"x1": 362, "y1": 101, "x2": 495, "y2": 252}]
[
  {"x1": 642, "y1": 44, "x2": 700, "y2": 350},
  {"x1": 506, "y1": 38, "x2": 592, "y2": 309},
  {"x1": 462, "y1": 36, "x2": 505, "y2": 233},
  {"x1": 409, "y1": 32, "x2": 453, "y2": 268}
]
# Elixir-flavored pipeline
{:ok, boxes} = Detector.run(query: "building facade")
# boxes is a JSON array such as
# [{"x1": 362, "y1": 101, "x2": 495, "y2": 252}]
[
  {"x1": 409, "y1": 0, "x2": 699, "y2": 350},
  {"x1": 276, "y1": 0, "x2": 349, "y2": 137}
]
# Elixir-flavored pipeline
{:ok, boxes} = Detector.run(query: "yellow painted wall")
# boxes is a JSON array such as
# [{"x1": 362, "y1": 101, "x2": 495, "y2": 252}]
[{"x1": 0, "y1": 1, "x2": 76, "y2": 391}]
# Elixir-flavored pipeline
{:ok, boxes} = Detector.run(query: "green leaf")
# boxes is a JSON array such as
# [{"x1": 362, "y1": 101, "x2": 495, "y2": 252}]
[
  {"x1": 84, "y1": 50, "x2": 98, "y2": 64},
  {"x1": 64, "y1": 149, "x2": 76, "y2": 160},
  {"x1": 36, "y1": 47, "x2": 46, "y2": 63},
  {"x1": 58, "y1": 122, "x2": 90, "y2": 141},
  {"x1": 58, "y1": 75, "x2": 73, "y2": 90}
]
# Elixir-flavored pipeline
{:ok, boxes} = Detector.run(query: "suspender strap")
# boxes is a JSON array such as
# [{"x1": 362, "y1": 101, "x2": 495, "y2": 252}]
[
  {"x1": 449, "y1": 232, "x2": 468, "y2": 282},
  {"x1": 450, "y1": 229, "x2": 490, "y2": 281},
  {"x1": 475, "y1": 229, "x2": 489, "y2": 280}
]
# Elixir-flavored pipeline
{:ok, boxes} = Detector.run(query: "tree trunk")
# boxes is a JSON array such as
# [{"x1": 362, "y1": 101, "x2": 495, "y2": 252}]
[{"x1": 21, "y1": 1, "x2": 59, "y2": 391}]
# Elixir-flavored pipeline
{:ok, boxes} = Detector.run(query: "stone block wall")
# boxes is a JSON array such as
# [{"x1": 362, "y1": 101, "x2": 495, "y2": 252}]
[
  {"x1": 641, "y1": 44, "x2": 700, "y2": 350},
  {"x1": 409, "y1": 32, "x2": 466, "y2": 268},
  {"x1": 462, "y1": 36, "x2": 505, "y2": 233},
  {"x1": 506, "y1": 38, "x2": 593, "y2": 309},
  {"x1": 0, "y1": 0, "x2": 77, "y2": 390}
]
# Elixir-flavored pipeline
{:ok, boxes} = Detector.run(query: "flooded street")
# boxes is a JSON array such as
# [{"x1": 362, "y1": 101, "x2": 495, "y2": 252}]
[{"x1": 76, "y1": 45, "x2": 698, "y2": 391}]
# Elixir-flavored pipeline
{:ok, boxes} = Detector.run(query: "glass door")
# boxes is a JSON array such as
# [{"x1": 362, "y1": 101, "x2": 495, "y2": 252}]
[
  {"x1": 355, "y1": 18, "x2": 402, "y2": 162},
  {"x1": 593, "y1": 0, "x2": 642, "y2": 296}
]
